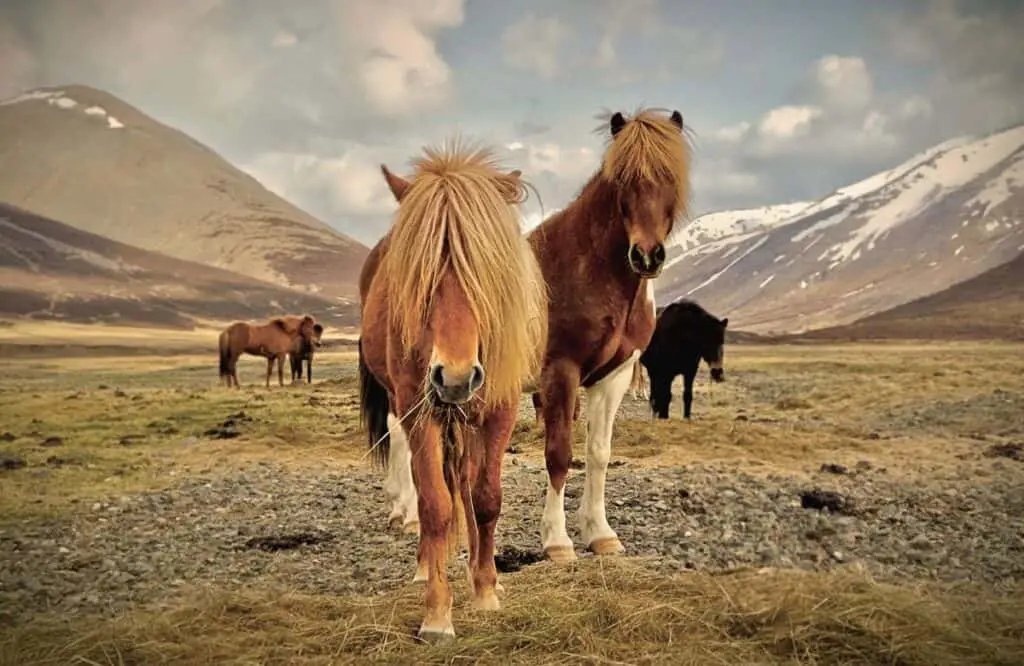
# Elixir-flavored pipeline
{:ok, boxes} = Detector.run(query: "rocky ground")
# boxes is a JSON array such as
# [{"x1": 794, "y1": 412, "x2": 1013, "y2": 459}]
[
  {"x1": 2, "y1": 344, "x2": 1023, "y2": 632},
  {"x1": 3, "y1": 444, "x2": 1023, "y2": 625}
]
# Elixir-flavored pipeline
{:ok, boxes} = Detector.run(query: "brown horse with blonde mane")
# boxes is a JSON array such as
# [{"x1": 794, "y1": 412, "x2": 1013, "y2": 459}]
[
  {"x1": 218, "y1": 315, "x2": 318, "y2": 388},
  {"x1": 358, "y1": 141, "x2": 547, "y2": 641},
  {"x1": 529, "y1": 108, "x2": 691, "y2": 562}
]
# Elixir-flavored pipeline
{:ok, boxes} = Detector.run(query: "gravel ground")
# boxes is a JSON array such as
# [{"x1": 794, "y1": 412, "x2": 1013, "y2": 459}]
[{"x1": 3, "y1": 448, "x2": 1023, "y2": 625}]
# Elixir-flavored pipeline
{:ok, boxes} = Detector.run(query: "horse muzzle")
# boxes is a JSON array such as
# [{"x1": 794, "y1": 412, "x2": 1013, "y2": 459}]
[
  {"x1": 710, "y1": 367, "x2": 724, "y2": 383},
  {"x1": 628, "y1": 242, "x2": 666, "y2": 278},
  {"x1": 429, "y1": 362, "x2": 485, "y2": 405}
]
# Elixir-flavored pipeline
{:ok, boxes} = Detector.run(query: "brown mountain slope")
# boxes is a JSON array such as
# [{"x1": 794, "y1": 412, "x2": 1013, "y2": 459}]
[
  {"x1": 0, "y1": 203, "x2": 358, "y2": 329},
  {"x1": 0, "y1": 85, "x2": 367, "y2": 301},
  {"x1": 797, "y1": 251, "x2": 1024, "y2": 341}
]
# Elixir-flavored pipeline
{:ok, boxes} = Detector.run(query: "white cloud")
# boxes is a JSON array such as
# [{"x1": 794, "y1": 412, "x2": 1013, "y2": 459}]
[
  {"x1": 501, "y1": 14, "x2": 575, "y2": 81},
  {"x1": 245, "y1": 149, "x2": 398, "y2": 220},
  {"x1": 880, "y1": 0, "x2": 1024, "y2": 136},
  {"x1": 508, "y1": 141, "x2": 597, "y2": 183},
  {"x1": 757, "y1": 105, "x2": 823, "y2": 140},
  {"x1": 336, "y1": 0, "x2": 465, "y2": 116},
  {"x1": 812, "y1": 55, "x2": 873, "y2": 111},
  {"x1": 271, "y1": 31, "x2": 298, "y2": 48}
]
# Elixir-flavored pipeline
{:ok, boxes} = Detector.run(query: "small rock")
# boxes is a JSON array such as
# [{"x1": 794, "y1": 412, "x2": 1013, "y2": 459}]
[
  {"x1": 0, "y1": 432, "x2": 16, "y2": 442},
  {"x1": 0, "y1": 455, "x2": 26, "y2": 471},
  {"x1": 800, "y1": 489, "x2": 848, "y2": 514},
  {"x1": 41, "y1": 436, "x2": 63, "y2": 447},
  {"x1": 819, "y1": 463, "x2": 848, "y2": 475}
]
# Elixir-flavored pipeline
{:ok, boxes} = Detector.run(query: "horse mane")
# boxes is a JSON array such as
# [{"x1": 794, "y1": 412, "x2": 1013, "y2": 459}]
[
  {"x1": 270, "y1": 318, "x2": 289, "y2": 332},
  {"x1": 381, "y1": 140, "x2": 548, "y2": 408},
  {"x1": 597, "y1": 107, "x2": 692, "y2": 218}
]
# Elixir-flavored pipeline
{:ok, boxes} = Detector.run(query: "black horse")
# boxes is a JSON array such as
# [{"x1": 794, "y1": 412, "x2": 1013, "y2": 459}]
[
  {"x1": 640, "y1": 300, "x2": 728, "y2": 419},
  {"x1": 290, "y1": 323, "x2": 324, "y2": 384}
]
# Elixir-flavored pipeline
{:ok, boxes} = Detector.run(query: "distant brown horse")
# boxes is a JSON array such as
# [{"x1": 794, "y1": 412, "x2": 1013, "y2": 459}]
[
  {"x1": 290, "y1": 323, "x2": 324, "y2": 384},
  {"x1": 529, "y1": 108, "x2": 692, "y2": 562},
  {"x1": 218, "y1": 315, "x2": 317, "y2": 388},
  {"x1": 358, "y1": 141, "x2": 547, "y2": 641},
  {"x1": 629, "y1": 356, "x2": 649, "y2": 401}
]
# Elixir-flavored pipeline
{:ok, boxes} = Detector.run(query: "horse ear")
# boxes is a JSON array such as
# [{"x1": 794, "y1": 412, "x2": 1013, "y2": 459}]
[
  {"x1": 381, "y1": 164, "x2": 410, "y2": 202},
  {"x1": 610, "y1": 112, "x2": 627, "y2": 137},
  {"x1": 670, "y1": 110, "x2": 684, "y2": 131},
  {"x1": 497, "y1": 169, "x2": 525, "y2": 204},
  {"x1": 721, "y1": 317, "x2": 729, "y2": 328}
]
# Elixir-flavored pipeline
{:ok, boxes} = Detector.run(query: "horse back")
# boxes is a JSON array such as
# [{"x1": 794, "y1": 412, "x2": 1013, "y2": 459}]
[{"x1": 360, "y1": 231, "x2": 391, "y2": 305}]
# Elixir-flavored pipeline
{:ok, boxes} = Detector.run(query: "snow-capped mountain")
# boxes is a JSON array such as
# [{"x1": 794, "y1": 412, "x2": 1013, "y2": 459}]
[{"x1": 657, "y1": 123, "x2": 1024, "y2": 334}]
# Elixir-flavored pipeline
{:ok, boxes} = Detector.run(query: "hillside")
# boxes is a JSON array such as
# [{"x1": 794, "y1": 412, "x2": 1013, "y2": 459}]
[
  {"x1": 0, "y1": 85, "x2": 368, "y2": 302},
  {"x1": 800, "y1": 250, "x2": 1024, "y2": 340},
  {"x1": 0, "y1": 203, "x2": 358, "y2": 329},
  {"x1": 657, "y1": 124, "x2": 1024, "y2": 334}
]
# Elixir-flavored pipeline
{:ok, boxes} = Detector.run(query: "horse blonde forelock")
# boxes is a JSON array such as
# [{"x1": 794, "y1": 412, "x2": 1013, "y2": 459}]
[
  {"x1": 381, "y1": 140, "x2": 549, "y2": 408},
  {"x1": 598, "y1": 107, "x2": 693, "y2": 219}
]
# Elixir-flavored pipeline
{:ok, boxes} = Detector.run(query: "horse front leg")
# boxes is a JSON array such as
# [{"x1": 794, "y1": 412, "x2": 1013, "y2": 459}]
[
  {"x1": 540, "y1": 359, "x2": 581, "y2": 563},
  {"x1": 406, "y1": 417, "x2": 456, "y2": 642},
  {"x1": 277, "y1": 356, "x2": 285, "y2": 387},
  {"x1": 578, "y1": 352, "x2": 635, "y2": 556},
  {"x1": 467, "y1": 403, "x2": 515, "y2": 610},
  {"x1": 265, "y1": 357, "x2": 273, "y2": 388}
]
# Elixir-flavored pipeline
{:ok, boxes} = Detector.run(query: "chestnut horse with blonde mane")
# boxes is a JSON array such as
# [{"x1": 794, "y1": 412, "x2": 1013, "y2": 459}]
[
  {"x1": 529, "y1": 108, "x2": 691, "y2": 561},
  {"x1": 358, "y1": 142, "x2": 547, "y2": 641},
  {"x1": 218, "y1": 315, "x2": 317, "y2": 388}
]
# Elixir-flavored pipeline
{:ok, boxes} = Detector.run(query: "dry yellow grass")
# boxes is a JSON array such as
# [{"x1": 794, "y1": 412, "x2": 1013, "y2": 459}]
[
  {"x1": 2, "y1": 337, "x2": 1023, "y2": 665},
  {"x1": 3, "y1": 558, "x2": 1022, "y2": 666}
]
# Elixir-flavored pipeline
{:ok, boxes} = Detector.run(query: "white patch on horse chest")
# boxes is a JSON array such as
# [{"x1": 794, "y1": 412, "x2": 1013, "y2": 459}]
[{"x1": 644, "y1": 279, "x2": 656, "y2": 318}]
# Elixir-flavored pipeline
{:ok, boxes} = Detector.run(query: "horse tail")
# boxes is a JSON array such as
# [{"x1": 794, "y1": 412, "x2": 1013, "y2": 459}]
[
  {"x1": 358, "y1": 337, "x2": 390, "y2": 468},
  {"x1": 443, "y1": 419, "x2": 470, "y2": 557},
  {"x1": 218, "y1": 330, "x2": 231, "y2": 379}
]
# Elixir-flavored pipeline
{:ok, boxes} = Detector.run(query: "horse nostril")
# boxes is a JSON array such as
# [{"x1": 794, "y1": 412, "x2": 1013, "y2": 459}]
[
  {"x1": 651, "y1": 243, "x2": 666, "y2": 265},
  {"x1": 628, "y1": 243, "x2": 649, "y2": 270},
  {"x1": 429, "y1": 364, "x2": 445, "y2": 389},
  {"x1": 469, "y1": 364, "x2": 485, "y2": 391}
]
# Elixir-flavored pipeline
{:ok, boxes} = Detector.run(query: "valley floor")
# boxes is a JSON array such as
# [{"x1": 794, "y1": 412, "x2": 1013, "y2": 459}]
[{"x1": 1, "y1": 338, "x2": 1023, "y2": 665}]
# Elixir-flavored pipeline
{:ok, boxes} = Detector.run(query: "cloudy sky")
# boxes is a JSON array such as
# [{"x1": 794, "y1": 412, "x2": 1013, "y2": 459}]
[{"x1": 2, "y1": 0, "x2": 1022, "y2": 246}]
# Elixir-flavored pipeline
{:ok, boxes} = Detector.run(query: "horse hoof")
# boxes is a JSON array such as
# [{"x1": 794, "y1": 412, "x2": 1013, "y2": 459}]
[
  {"x1": 472, "y1": 589, "x2": 501, "y2": 611},
  {"x1": 417, "y1": 626, "x2": 455, "y2": 644},
  {"x1": 495, "y1": 579, "x2": 505, "y2": 594},
  {"x1": 403, "y1": 520, "x2": 421, "y2": 535},
  {"x1": 387, "y1": 515, "x2": 403, "y2": 530},
  {"x1": 543, "y1": 545, "x2": 577, "y2": 563},
  {"x1": 588, "y1": 537, "x2": 624, "y2": 556}
]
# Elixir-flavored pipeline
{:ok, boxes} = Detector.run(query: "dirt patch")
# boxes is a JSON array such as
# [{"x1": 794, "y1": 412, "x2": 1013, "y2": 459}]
[
  {"x1": 879, "y1": 389, "x2": 1024, "y2": 439},
  {"x1": 243, "y1": 531, "x2": 335, "y2": 552}
]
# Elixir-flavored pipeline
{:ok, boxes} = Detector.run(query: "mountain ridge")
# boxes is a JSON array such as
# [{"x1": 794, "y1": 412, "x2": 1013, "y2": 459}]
[
  {"x1": 0, "y1": 202, "x2": 359, "y2": 330},
  {"x1": 656, "y1": 122, "x2": 1024, "y2": 334},
  {"x1": 0, "y1": 84, "x2": 368, "y2": 302}
]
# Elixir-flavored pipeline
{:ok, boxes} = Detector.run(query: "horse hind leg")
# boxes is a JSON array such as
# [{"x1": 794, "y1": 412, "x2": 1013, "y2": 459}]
[
  {"x1": 578, "y1": 352, "x2": 635, "y2": 556},
  {"x1": 539, "y1": 360, "x2": 580, "y2": 563},
  {"x1": 384, "y1": 414, "x2": 421, "y2": 538}
]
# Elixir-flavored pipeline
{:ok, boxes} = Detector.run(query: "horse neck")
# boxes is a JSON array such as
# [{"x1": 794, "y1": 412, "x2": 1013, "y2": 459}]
[{"x1": 567, "y1": 175, "x2": 638, "y2": 290}]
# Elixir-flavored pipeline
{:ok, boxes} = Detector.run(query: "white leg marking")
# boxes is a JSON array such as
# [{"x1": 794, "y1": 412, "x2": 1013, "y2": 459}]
[
  {"x1": 578, "y1": 351, "x2": 637, "y2": 550},
  {"x1": 541, "y1": 480, "x2": 574, "y2": 556},
  {"x1": 385, "y1": 414, "x2": 419, "y2": 531}
]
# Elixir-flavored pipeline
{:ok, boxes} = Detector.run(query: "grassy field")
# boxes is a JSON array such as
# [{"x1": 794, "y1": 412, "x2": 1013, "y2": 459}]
[{"x1": 1, "y1": 325, "x2": 1023, "y2": 665}]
